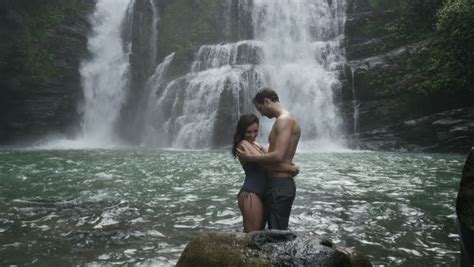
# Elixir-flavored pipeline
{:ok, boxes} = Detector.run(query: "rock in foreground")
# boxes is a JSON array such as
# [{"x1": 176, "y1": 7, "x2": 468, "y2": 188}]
[
  {"x1": 177, "y1": 230, "x2": 372, "y2": 266},
  {"x1": 457, "y1": 148, "x2": 474, "y2": 266}
]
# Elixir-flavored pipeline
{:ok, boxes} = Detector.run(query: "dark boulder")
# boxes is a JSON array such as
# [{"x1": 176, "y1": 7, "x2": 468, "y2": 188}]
[
  {"x1": 177, "y1": 230, "x2": 372, "y2": 266},
  {"x1": 457, "y1": 148, "x2": 474, "y2": 266}
]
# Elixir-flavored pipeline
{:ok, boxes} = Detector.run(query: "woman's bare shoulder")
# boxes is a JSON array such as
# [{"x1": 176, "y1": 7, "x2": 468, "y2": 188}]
[{"x1": 238, "y1": 140, "x2": 252, "y2": 148}]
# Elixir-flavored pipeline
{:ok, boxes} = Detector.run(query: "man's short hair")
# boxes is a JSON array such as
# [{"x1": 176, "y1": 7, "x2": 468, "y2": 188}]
[{"x1": 253, "y1": 87, "x2": 279, "y2": 104}]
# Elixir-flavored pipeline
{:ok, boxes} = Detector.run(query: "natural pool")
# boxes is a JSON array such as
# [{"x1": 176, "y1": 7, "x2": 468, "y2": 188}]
[{"x1": 0, "y1": 149, "x2": 464, "y2": 265}]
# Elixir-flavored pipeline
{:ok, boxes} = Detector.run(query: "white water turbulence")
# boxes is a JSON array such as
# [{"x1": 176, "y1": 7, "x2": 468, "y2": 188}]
[
  {"x1": 141, "y1": 53, "x2": 175, "y2": 147},
  {"x1": 78, "y1": 0, "x2": 132, "y2": 147},
  {"x1": 144, "y1": 40, "x2": 266, "y2": 149},
  {"x1": 250, "y1": 0, "x2": 347, "y2": 149},
  {"x1": 143, "y1": 0, "x2": 347, "y2": 150}
]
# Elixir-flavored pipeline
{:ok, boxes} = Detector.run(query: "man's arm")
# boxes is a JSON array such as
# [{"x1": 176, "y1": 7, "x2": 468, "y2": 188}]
[
  {"x1": 270, "y1": 162, "x2": 300, "y2": 176},
  {"x1": 254, "y1": 142, "x2": 267, "y2": 153},
  {"x1": 237, "y1": 117, "x2": 292, "y2": 164},
  {"x1": 238, "y1": 140, "x2": 263, "y2": 157}
]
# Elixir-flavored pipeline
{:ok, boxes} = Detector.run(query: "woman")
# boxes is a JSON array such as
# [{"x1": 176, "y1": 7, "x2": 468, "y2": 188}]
[{"x1": 232, "y1": 113, "x2": 298, "y2": 233}]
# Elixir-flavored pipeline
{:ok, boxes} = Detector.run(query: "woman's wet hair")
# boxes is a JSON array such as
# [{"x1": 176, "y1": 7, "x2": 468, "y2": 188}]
[{"x1": 232, "y1": 113, "x2": 259, "y2": 157}]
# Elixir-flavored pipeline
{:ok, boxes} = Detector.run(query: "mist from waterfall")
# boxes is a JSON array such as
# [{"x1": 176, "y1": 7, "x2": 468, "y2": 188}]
[{"x1": 78, "y1": 0, "x2": 132, "y2": 146}]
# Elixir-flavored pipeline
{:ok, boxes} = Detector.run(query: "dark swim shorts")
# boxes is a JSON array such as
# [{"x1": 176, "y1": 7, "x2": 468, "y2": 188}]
[{"x1": 265, "y1": 177, "x2": 296, "y2": 230}]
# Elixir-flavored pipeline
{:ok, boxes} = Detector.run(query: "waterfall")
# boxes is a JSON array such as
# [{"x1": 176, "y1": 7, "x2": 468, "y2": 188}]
[
  {"x1": 249, "y1": 0, "x2": 347, "y2": 147},
  {"x1": 350, "y1": 67, "x2": 359, "y2": 134},
  {"x1": 144, "y1": 41, "x2": 266, "y2": 149},
  {"x1": 141, "y1": 53, "x2": 176, "y2": 147},
  {"x1": 79, "y1": 0, "x2": 133, "y2": 146},
  {"x1": 140, "y1": 0, "x2": 347, "y2": 149}
]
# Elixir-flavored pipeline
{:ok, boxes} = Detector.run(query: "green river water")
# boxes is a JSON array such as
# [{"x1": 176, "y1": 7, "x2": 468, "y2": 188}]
[{"x1": 0, "y1": 149, "x2": 464, "y2": 265}]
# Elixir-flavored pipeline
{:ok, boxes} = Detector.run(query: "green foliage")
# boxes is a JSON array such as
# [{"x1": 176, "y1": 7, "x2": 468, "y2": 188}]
[
  {"x1": 402, "y1": 0, "x2": 474, "y2": 97},
  {"x1": 368, "y1": 0, "x2": 399, "y2": 12},
  {"x1": 434, "y1": 0, "x2": 474, "y2": 90},
  {"x1": 362, "y1": 0, "x2": 474, "y2": 100},
  {"x1": 22, "y1": 1, "x2": 69, "y2": 81},
  {"x1": 397, "y1": 0, "x2": 443, "y2": 36},
  {"x1": 365, "y1": 0, "x2": 443, "y2": 38},
  {"x1": 347, "y1": 0, "x2": 443, "y2": 59},
  {"x1": 2, "y1": 0, "x2": 81, "y2": 82}
]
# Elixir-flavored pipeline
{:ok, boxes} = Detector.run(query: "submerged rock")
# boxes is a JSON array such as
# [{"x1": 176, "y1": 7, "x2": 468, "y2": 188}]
[
  {"x1": 177, "y1": 230, "x2": 372, "y2": 266},
  {"x1": 457, "y1": 148, "x2": 474, "y2": 266}
]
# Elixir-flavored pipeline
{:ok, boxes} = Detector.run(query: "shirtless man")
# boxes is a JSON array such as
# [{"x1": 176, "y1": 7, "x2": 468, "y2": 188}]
[{"x1": 237, "y1": 87, "x2": 301, "y2": 230}]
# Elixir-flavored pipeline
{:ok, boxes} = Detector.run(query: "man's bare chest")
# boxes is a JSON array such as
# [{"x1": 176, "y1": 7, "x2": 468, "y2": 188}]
[{"x1": 268, "y1": 128, "x2": 276, "y2": 146}]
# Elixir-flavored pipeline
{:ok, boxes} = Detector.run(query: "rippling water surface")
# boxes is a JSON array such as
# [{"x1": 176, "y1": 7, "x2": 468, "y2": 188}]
[{"x1": 0, "y1": 149, "x2": 464, "y2": 265}]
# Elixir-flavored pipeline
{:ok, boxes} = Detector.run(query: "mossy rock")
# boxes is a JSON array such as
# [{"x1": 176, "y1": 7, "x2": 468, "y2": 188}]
[
  {"x1": 177, "y1": 232, "x2": 270, "y2": 266},
  {"x1": 157, "y1": 0, "x2": 223, "y2": 61},
  {"x1": 457, "y1": 149, "x2": 474, "y2": 231},
  {"x1": 177, "y1": 231, "x2": 372, "y2": 266},
  {"x1": 0, "y1": 0, "x2": 93, "y2": 83}
]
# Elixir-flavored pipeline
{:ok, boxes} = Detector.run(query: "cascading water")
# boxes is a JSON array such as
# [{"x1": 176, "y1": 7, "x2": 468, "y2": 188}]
[
  {"x1": 141, "y1": 53, "x2": 176, "y2": 147},
  {"x1": 36, "y1": 0, "x2": 347, "y2": 151},
  {"x1": 79, "y1": 0, "x2": 132, "y2": 146},
  {"x1": 71, "y1": 0, "x2": 348, "y2": 150},
  {"x1": 350, "y1": 67, "x2": 359, "y2": 134},
  {"x1": 141, "y1": 0, "x2": 347, "y2": 149},
  {"x1": 147, "y1": 41, "x2": 266, "y2": 148},
  {"x1": 250, "y1": 0, "x2": 347, "y2": 148}
]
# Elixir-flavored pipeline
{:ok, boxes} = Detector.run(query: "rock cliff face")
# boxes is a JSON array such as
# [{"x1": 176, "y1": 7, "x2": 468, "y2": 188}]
[
  {"x1": 342, "y1": 0, "x2": 474, "y2": 153},
  {"x1": 0, "y1": 0, "x2": 95, "y2": 145},
  {"x1": 1, "y1": 0, "x2": 471, "y2": 152},
  {"x1": 132, "y1": 0, "x2": 472, "y2": 151}
]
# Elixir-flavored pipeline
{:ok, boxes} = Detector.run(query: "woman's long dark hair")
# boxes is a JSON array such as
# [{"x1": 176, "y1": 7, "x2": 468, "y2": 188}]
[{"x1": 232, "y1": 113, "x2": 259, "y2": 158}]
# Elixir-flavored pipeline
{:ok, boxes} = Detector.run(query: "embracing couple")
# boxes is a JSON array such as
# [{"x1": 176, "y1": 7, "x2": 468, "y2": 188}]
[{"x1": 232, "y1": 87, "x2": 301, "y2": 232}]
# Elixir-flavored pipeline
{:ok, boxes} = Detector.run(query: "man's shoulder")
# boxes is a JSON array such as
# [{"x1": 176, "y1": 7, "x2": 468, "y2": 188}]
[
  {"x1": 276, "y1": 113, "x2": 297, "y2": 123},
  {"x1": 275, "y1": 113, "x2": 300, "y2": 134}
]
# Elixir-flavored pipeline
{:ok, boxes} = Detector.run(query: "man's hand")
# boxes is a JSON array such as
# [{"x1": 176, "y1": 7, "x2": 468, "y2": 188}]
[
  {"x1": 291, "y1": 164, "x2": 300, "y2": 177},
  {"x1": 236, "y1": 146, "x2": 251, "y2": 162}
]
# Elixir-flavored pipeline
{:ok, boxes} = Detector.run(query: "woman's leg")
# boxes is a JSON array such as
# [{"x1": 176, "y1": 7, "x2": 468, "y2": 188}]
[{"x1": 238, "y1": 191, "x2": 265, "y2": 233}]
